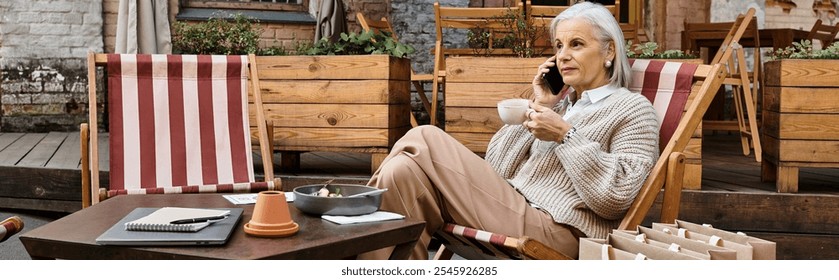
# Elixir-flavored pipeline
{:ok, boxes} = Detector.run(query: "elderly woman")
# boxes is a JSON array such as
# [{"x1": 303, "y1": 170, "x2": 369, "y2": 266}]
[{"x1": 363, "y1": 2, "x2": 659, "y2": 260}]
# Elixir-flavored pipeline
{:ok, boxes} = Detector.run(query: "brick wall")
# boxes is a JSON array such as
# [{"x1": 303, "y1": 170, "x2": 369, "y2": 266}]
[
  {"x1": 0, "y1": 0, "x2": 104, "y2": 132},
  {"x1": 764, "y1": 0, "x2": 837, "y2": 32},
  {"x1": 664, "y1": 0, "x2": 710, "y2": 50}
]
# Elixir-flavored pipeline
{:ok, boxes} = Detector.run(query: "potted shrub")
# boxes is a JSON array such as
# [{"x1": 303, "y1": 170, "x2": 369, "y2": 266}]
[
  {"x1": 173, "y1": 15, "x2": 416, "y2": 173},
  {"x1": 761, "y1": 40, "x2": 839, "y2": 192}
]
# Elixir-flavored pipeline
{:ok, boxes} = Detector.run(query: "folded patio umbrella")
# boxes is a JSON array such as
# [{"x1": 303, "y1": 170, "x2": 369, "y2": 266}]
[
  {"x1": 115, "y1": 0, "x2": 172, "y2": 54},
  {"x1": 314, "y1": 0, "x2": 348, "y2": 43}
]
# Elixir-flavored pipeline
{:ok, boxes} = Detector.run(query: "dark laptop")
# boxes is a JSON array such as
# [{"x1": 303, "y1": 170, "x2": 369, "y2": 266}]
[{"x1": 95, "y1": 207, "x2": 244, "y2": 246}]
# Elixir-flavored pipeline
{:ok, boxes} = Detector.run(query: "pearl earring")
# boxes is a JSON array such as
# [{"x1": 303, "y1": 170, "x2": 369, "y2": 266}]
[{"x1": 605, "y1": 60, "x2": 612, "y2": 68}]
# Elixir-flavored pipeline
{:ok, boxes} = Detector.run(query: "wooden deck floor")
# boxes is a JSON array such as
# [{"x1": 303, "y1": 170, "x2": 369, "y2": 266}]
[{"x1": 1, "y1": 131, "x2": 839, "y2": 259}]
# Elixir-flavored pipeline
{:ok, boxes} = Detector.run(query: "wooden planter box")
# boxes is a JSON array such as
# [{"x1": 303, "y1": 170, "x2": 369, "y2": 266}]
[
  {"x1": 762, "y1": 59, "x2": 839, "y2": 192},
  {"x1": 446, "y1": 56, "x2": 704, "y2": 189},
  {"x1": 445, "y1": 56, "x2": 544, "y2": 154},
  {"x1": 249, "y1": 55, "x2": 412, "y2": 173}
]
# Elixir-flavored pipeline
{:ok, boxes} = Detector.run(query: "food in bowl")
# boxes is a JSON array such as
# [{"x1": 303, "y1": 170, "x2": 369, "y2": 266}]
[{"x1": 292, "y1": 184, "x2": 383, "y2": 216}]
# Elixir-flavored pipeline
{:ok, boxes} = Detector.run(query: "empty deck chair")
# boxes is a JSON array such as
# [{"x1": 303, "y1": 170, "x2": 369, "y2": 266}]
[{"x1": 81, "y1": 53, "x2": 279, "y2": 207}]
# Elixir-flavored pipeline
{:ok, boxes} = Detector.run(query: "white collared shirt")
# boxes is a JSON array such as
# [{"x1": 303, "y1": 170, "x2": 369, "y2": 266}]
[{"x1": 563, "y1": 84, "x2": 619, "y2": 121}]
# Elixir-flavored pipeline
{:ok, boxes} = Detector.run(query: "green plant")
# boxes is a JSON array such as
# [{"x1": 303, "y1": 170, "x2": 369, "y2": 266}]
[
  {"x1": 497, "y1": 7, "x2": 547, "y2": 58},
  {"x1": 172, "y1": 13, "x2": 287, "y2": 55},
  {"x1": 298, "y1": 31, "x2": 415, "y2": 57},
  {"x1": 466, "y1": 28, "x2": 495, "y2": 56},
  {"x1": 768, "y1": 40, "x2": 839, "y2": 60},
  {"x1": 465, "y1": 7, "x2": 547, "y2": 58},
  {"x1": 626, "y1": 41, "x2": 697, "y2": 59}
]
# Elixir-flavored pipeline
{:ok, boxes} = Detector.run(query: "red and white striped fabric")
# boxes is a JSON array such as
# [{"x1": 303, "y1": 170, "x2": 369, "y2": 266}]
[
  {"x1": 106, "y1": 54, "x2": 271, "y2": 198},
  {"x1": 628, "y1": 59, "x2": 698, "y2": 148},
  {"x1": 0, "y1": 216, "x2": 23, "y2": 243},
  {"x1": 441, "y1": 223, "x2": 522, "y2": 258}
]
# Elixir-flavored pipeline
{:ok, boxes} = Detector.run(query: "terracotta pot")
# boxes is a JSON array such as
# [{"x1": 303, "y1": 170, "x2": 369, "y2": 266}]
[{"x1": 244, "y1": 191, "x2": 299, "y2": 237}]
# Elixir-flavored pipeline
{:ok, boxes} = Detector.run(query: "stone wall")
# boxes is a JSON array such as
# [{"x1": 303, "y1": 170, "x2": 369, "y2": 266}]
[{"x1": 0, "y1": 0, "x2": 104, "y2": 132}]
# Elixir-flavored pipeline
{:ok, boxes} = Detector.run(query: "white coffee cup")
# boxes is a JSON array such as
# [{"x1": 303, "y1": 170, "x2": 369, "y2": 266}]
[{"x1": 497, "y1": 98, "x2": 530, "y2": 125}]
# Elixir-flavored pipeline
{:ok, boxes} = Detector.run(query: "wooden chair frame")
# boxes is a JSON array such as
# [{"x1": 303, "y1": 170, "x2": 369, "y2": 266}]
[
  {"x1": 806, "y1": 19, "x2": 839, "y2": 47},
  {"x1": 525, "y1": 1, "x2": 627, "y2": 52},
  {"x1": 684, "y1": 8, "x2": 762, "y2": 162},
  {"x1": 433, "y1": 62, "x2": 728, "y2": 260},
  {"x1": 432, "y1": 2, "x2": 521, "y2": 127},
  {"x1": 526, "y1": 0, "x2": 620, "y2": 26},
  {"x1": 81, "y1": 53, "x2": 277, "y2": 208},
  {"x1": 356, "y1": 12, "x2": 435, "y2": 127}
]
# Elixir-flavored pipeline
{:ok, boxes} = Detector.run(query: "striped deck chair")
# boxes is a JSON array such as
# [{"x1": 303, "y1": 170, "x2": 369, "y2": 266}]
[
  {"x1": 433, "y1": 60, "x2": 727, "y2": 260},
  {"x1": 80, "y1": 53, "x2": 279, "y2": 208},
  {"x1": 0, "y1": 216, "x2": 23, "y2": 243}
]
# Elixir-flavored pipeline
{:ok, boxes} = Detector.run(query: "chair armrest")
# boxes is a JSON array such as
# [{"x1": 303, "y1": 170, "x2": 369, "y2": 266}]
[
  {"x1": 661, "y1": 152, "x2": 686, "y2": 224},
  {"x1": 80, "y1": 123, "x2": 91, "y2": 208},
  {"x1": 0, "y1": 216, "x2": 24, "y2": 243}
]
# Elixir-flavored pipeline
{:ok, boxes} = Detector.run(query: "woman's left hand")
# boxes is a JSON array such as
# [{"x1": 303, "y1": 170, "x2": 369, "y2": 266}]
[{"x1": 525, "y1": 101, "x2": 573, "y2": 143}]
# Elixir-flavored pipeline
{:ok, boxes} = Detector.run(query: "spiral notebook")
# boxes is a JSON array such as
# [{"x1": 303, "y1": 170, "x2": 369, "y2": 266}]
[
  {"x1": 125, "y1": 207, "x2": 231, "y2": 232},
  {"x1": 96, "y1": 207, "x2": 243, "y2": 246}
]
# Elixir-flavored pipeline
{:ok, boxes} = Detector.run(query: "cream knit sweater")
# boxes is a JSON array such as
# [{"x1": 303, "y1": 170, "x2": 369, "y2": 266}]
[{"x1": 484, "y1": 88, "x2": 659, "y2": 239}]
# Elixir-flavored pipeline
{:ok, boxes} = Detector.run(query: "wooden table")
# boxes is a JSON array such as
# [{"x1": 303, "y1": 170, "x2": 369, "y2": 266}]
[
  {"x1": 683, "y1": 28, "x2": 811, "y2": 56},
  {"x1": 19, "y1": 193, "x2": 425, "y2": 259}
]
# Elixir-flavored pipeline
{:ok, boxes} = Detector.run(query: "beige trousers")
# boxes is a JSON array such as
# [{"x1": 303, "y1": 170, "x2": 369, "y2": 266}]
[{"x1": 362, "y1": 125, "x2": 579, "y2": 260}]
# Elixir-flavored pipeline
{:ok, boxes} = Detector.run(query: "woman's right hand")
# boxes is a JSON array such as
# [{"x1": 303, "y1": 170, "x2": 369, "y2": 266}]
[{"x1": 532, "y1": 56, "x2": 564, "y2": 108}]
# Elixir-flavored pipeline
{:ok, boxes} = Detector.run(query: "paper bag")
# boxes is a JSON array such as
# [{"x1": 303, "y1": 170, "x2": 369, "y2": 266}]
[
  {"x1": 613, "y1": 227, "x2": 737, "y2": 260},
  {"x1": 605, "y1": 233, "x2": 702, "y2": 260},
  {"x1": 652, "y1": 220, "x2": 776, "y2": 260},
  {"x1": 610, "y1": 230, "x2": 710, "y2": 259},
  {"x1": 674, "y1": 220, "x2": 775, "y2": 260},
  {"x1": 579, "y1": 238, "x2": 647, "y2": 260}
]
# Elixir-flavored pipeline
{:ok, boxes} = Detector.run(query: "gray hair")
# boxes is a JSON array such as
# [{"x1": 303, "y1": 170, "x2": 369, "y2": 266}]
[{"x1": 549, "y1": 2, "x2": 630, "y2": 88}]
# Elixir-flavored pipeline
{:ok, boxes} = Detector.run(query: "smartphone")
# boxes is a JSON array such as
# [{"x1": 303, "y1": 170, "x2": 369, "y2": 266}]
[{"x1": 542, "y1": 64, "x2": 564, "y2": 95}]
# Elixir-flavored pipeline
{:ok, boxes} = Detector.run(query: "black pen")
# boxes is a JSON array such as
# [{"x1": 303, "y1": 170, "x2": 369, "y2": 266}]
[{"x1": 170, "y1": 215, "x2": 228, "y2": 224}]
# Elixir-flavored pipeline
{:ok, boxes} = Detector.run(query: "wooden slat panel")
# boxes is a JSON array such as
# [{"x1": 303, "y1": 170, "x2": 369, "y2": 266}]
[
  {"x1": 439, "y1": 20, "x2": 508, "y2": 29},
  {"x1": 746, "y1": 232, "x2": 839, "y2": 260},
  {"x1": 0, "y1": 166, "x2": 82, "y2": 201},
  {"x1": 251, "y1": 80, "x2": 410, "y2": 104},
  {"x1": 677, "y1": 190, "x2": 839, "y2": 234},
  {"x1": 764, "y1": 111, "x2": 839, "y2": 140},
  {"x1": 446, "y1": 57, "x2": 545, "y2": 83},
  {"x1": 254, "y1": 55, "x2": 410, "y2": 80},
  {"x1": 0, "y1": 133, "x2": 46, "y2": 166},
  {"x1": 684, "y1": 137, "x2": 702, "y2": 159},
  {"x1": 250, "y1": 104, "x2": 410, "y2": 128},
  {"x1": 682, "y1": 163, "x2": 702, "y2": 190},
  {"x1": 442, "y1": 48, "x2": 517, "y2": 56},
  {"x1": 438, "y1": 6, "x2": 513, "y2": 18},
  {"x1": 764, "y1": 60, "x2": 839, "y2": 87},
  {"x1": 763, "y1": 135, "x2": 839, "y2": 163},
  {"x1": 255, "y1": 127, "x2": 410, "y2": 148},
  {"x1": 446, "y1": 82, "x2": 534, "y2": 107},
  {"x1": 0, "y1": 133, "x2": 24, "y2": 152},
  {"x1": 446, "y1": 107, "x2": 504, "y2": 134},
  {"x1": 0, "y1": 196, "x2": 80, "y2": 213},
  {"x1": 98, "y1": 133, "x2": 110, "y2": 171},
  {"x1": 449, "y1": 132, "x2": 494, "y2": 154},
  {"x1": 764, "y1": 86, "x2": 839, "y2": 113},
  {"x1": 18, "y1": 132, "x2": 68, "y2": 167},
  {"x1": 46, "y1": 132, "x2": 82, "y2": 169}
]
